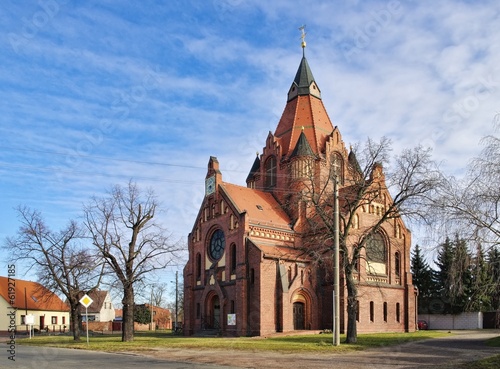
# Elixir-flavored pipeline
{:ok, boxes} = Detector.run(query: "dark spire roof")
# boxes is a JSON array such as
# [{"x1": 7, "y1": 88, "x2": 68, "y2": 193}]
[
  {"x1": 348, "y1": 147, "x2": 363, "y2": 178},
  {"x1": 246, "y1": 153, "x2": 261, "y2": 183},
  {"x1": 287, "y1": 55, "x2": 321, "y2": 101},
  {"x1": 294, "y1": 56, "x2": 315, "y2": 91},
  {"x1": 290, "y1": 131, "x2": 316, "y2": 159}
]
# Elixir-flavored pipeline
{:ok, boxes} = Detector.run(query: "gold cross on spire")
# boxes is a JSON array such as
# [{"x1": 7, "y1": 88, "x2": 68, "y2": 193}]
[{"x1": 299, "y1": 25, "x2": 307, "y2": 49}]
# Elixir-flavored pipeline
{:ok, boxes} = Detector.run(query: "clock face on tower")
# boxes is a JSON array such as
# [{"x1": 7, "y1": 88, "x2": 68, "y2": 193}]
[
  {"x1": 205, "y1": 175, "x2": 215, "y2": 196},
  {"x1": 209, "y1": 229, "x2": 225, "y2": 260}
]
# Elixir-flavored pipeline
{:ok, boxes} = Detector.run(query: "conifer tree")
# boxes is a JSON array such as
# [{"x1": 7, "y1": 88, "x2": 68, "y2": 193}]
[
  {"x1": 487, "y1": 247, "x2": 500, "y2": 311},
  {"x1": 411, "y1": 244, "x2": 435, "y2": 313},
  {"x1": 467, "y1": 245, "x2": 491, "y2": 311}
]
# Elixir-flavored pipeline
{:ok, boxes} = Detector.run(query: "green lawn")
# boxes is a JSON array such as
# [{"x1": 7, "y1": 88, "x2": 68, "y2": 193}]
[{"x1": 18, "y1": 330, "x2": 447, "y2": 353}]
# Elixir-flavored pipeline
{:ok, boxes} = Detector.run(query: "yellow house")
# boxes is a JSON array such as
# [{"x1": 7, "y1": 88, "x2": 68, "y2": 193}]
[{"x1": 0, "y1": 276, "x2": 70, "y2": 334}]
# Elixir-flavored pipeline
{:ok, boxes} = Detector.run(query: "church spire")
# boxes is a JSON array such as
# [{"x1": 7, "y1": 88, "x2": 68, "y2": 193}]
[
  {"x1": 274, "y1": 30, "x2": 334, "y2": 158},
  {"x1": 287, "y1": 26, "x2": 321, "y2": 102}
]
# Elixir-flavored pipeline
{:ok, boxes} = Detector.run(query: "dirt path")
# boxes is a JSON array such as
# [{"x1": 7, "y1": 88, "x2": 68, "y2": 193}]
[{"x1": 130, "y1": 330, "x2": 500, "y2": 369}]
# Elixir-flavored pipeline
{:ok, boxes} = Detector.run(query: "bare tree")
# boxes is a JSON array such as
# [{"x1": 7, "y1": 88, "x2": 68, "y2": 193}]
[
  {"x1": 83, "y1": 181, "x2": 179, "y2": 342},
  {"x1": 4, "y1": 206, "x2": 102, "y2": 341},
  {"x1": 151, "y1": 284, "x2": 168, "y2": 307},
  {"x1": 435, "y1": 116, "x2": 500, "y2": 249},
  {"x1": 296, "y1": 138, "x2": 441, "y2": 343}
]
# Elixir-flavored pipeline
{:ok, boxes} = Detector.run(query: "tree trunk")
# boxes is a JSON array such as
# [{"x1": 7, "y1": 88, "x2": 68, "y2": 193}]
[
  {"x1": 345, "y1": 270, "x2": 358, "y2": 344},
  {"x1": 70, "y1": 302, "x2": 81, "y2": 341},
  {"x1": 122, "y1": 285, "x2": 135, "y2": 342}
]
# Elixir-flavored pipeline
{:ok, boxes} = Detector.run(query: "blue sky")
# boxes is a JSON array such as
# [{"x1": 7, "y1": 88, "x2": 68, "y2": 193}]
[{"x1": 1, "y1": 0, "x2": 499, "y2": 289}]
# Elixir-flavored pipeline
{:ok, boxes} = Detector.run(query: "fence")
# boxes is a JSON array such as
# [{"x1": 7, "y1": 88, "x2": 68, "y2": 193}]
[{"x1": 418, "y1": 312, "x2": 483, "y2": 329}]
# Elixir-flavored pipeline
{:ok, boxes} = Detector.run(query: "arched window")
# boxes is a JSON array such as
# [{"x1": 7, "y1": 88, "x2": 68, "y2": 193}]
[
  {"x1": 196, "y1": 253, "x2": 201, "y2": 280},
  {"x1": 366, "y1": 233, "x2": 387, "y2": 275},
  {"x1": 353, "y1": 213, "x2": 359, "y2": 229},
  {"x1": 264, "y1": 156, "x2": 277, "y2": 188},
  {"x1": 395, "y1": 251, "x2": 401, "y2": 278},
  {"x1": 230, "y1": 243, "x2": 236, "y2": 273}
]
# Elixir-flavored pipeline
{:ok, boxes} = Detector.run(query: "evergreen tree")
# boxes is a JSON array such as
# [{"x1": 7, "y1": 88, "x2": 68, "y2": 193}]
[
  {"x1": 468, "y1": 245, "x2": 491, "y2": 311},
  {"x1": 134, "y1": 305, "x2": 152, "y2": 325},
  {"x1": 451, "y1": 237, "x2": 473, "y2": 312},
  {"x1": 487, "y1": 247, "x2": 500, "y2": 311},
  {"x1": 433, "y1": 236, "x2": 473, "y2": 313},
  {"x1": 433, "y1": 237, "x2": 455, "y2": 313},
  {"x1": 411, "y1": 244, "x2": 435, "y2": 313}
]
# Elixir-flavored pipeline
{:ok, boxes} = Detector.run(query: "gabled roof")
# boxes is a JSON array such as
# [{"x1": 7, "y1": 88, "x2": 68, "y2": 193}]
[
  {"x1": 0, "y1": 276, "x2": 69, "y2": 312},
  {"x1": 248, "y1": 238, "x2": 309, "y2": 262},
  {"x1": 78, "y1": 290, "x2": 110, "y2": 314},
  {"x1": 220, "y1": 182, "x2": 291, "y2": 229}
]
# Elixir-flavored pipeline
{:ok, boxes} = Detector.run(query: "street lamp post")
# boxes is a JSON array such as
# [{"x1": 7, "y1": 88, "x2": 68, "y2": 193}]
[
  {"x1": 333, "y1": 176, "x2": 340, "y2": 346},
  {"x1": 175, "y1": 271, "x2": 178, "y2": 332}
]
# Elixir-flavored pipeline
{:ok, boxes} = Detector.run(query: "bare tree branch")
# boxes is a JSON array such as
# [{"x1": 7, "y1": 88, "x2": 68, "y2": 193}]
[{"x1": 83, "y1": 181, "x2": 182, "y2": 342}]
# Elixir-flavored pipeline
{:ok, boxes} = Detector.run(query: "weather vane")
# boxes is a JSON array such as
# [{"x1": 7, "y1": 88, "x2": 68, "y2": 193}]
[{"x1": 299, "y1": 25, "x2": 307, "y2": 49}]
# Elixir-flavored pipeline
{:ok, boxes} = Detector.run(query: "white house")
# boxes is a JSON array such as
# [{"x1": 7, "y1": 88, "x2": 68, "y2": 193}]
[
  {"x1": 0, "y1": 276, "x2": 70, "y2": 333},
  {"x1": 79, "y1": 290, "x2": 115, "y2": 322}
]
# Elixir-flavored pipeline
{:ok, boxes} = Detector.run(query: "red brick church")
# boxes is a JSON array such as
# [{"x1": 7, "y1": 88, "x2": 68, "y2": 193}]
[{"x1": 183, "y1": 43, "x2": 417, "y2": 336}]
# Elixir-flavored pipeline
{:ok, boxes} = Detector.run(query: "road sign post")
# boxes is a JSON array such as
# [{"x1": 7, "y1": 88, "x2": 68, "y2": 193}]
[{"x1": 79, "y1": 294, "x2": 93, "y2": 345}]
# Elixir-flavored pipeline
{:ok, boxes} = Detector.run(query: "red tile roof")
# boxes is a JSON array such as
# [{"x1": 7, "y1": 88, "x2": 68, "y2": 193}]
[
  {"x1": 221, "y1": 183, "x2": 291, "y2": 229},
  {"x1": 248, "y1": 238, "x2": 309, "y2": 262},
  {"x1": 0, "y1": 276, "x2": 69, "y2": 312},
  {"x1": 274, "y1": 94, "x2": 334, "y2": 156}
]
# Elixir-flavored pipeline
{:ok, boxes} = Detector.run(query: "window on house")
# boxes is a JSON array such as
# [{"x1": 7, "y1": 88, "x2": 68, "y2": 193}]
[
  {"x1": 383, "y1": 302, "x2": 388, "y2": 322},
  {"x1": 370, "y1": 301, "x2": 374, "y2": 322},
  {"x1": 21, "y1": 315, "x2": 26, "y2": 324},
  {"x1": 230, "y1": 300, "x2": 235, "y2": 314},
  {"x1": 264, "y1": 156, "x2": 277, "y2": 188},
  {"x1": 356, "y1": 301, "x2": 360, "y2": 322},
  {"x1": 62, "y1": 316, "x2": 66, "y2": 325},
  {"x1": 396, "y1": 303, "x2": 400, "y2": 322},
  {"x1": 51, "y1": 316, "x2": 57, "y2": 324},
  {"x1": 366, "y1": 233, "x2": 387, "y2": 275}
]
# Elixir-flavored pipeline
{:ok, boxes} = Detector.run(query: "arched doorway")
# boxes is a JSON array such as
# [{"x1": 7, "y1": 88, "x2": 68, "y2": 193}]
[
  {"x1": 212, "y1": 295, "x2": 220, "y2": 329},
  {"x1": 293, "y1": 302, "x2": 305, "y2": 330},
  {"x1": 292, "y1": 291, "x2": 310, "y2": 330}
]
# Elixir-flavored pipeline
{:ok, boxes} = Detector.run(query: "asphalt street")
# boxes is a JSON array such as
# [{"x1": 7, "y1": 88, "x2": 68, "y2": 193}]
[
  {"x1": 1, "y1": 330, "x2": 499, "y2": 369},
  {"x1": 0, "y1": 345, "x2": 239, "y2": 369}
]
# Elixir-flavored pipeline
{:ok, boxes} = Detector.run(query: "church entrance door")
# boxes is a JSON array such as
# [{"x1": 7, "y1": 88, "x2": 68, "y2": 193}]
[
  {"x1": 293, "y1": 302, "x2": 305, "y2": 330},
  {"x1": 212, "y1": 295, "x2": 220, "y2": 329}
]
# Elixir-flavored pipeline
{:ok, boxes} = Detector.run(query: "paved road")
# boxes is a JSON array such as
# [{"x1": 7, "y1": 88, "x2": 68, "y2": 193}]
[
  {"x1": 130, "y1": 330, "x2": 500, "y2": 369},
  {"x1": 0, "y1": 345, "x2": 239, "y2": 369},
  {"x1": 1, "y1": 330, "x2": 498, "y2": 369}
]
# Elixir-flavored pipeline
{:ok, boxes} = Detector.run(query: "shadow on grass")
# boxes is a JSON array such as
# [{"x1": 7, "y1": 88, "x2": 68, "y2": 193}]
[{"x1": 18, "y1": 330, "x2": 448, "y2": 353}]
